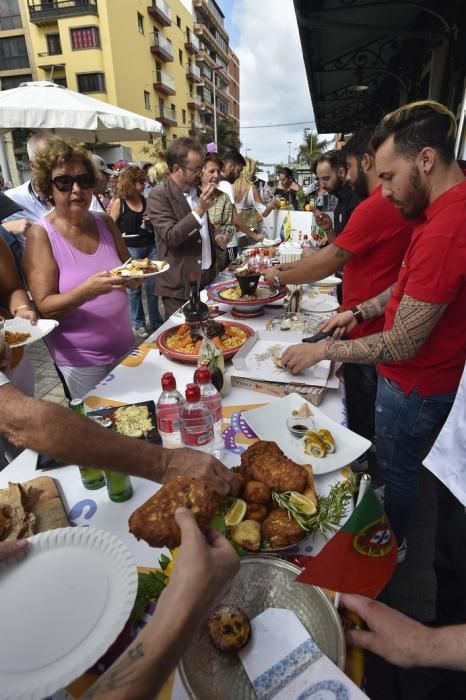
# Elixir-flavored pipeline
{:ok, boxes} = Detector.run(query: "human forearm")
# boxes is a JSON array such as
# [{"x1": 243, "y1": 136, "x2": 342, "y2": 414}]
[
  {"x1": 419, "y1": 625, "x2": 466, "y2": 671},
  {"x1": 7, "y1": 289, "x2": 33, "y2": 315},
  {"x1": 33, "y1": 284, "x2": 95, "y2": 318},
  {"x1": 357, "y1": 285, "x2": 396, "y2": 322},
  {"x1": 233, "y1": 210, "x2": 253, "y2": 237},
  {"x1": 278, "y1": 243, "x2": 347, "y2": 285}
]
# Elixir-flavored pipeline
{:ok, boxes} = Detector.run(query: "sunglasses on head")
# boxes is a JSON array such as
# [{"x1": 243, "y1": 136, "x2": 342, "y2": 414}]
[{"x1": 51, "y1": 174, "x2": 94, "y2": 191}]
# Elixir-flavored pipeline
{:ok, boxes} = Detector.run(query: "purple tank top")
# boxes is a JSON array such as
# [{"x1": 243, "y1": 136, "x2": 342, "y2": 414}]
[{"x1": 40, "y1": 213, "x2": 134, "y2": 366}]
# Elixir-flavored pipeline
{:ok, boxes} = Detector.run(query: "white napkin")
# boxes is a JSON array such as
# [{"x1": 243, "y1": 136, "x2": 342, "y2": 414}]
[{"x1": 238, "y1": 608, "x2": 368, "y2": 700}]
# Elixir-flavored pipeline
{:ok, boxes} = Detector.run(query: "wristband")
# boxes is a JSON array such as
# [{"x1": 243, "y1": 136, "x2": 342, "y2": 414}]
[
  {"x1": 350, "y1": 306, "x2": 364, "y2": 324},
  {"x1": 13, "y1": 304, "x2": 33, "y2": 316}
]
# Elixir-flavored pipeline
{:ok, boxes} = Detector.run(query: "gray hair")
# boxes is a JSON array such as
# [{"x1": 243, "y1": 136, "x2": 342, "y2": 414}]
[{"x1": 27, "y1": 131, "x2": 51, "y2": 161}]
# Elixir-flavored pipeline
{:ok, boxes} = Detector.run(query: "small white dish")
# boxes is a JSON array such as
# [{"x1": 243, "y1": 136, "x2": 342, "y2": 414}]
[
  {"x1": 313, "y1": 275, "x2": 342, "y2": 287},
  {"x1": 301, "y1": 294, "x2": 339, "y2": 313}
]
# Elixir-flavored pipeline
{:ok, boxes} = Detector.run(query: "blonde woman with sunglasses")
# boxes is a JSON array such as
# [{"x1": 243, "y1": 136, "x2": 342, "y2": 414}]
[{"x1": 23, "y1": 137, "x2": 137, "y2": 399}]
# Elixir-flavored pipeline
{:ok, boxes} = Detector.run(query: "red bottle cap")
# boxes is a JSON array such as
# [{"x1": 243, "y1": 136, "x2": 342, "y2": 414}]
[
  {"x1": 185, "y1": 383, "x2": 201, "y2": 402},
  {"x1": 195, "y1": 366, "x2": 211, "y2": 384},
  {"x1": 161, "y1": 372, "x2": 176, "y2": 391}
]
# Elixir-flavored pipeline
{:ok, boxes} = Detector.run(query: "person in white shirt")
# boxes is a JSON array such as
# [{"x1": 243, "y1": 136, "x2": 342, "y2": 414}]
[{"x1": 89, "y1": 153, "x2": 114, "y2": 213}]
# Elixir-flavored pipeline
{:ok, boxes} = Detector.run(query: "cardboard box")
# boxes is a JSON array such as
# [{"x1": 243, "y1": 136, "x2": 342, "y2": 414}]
[{"x1": 230, "y1": 375, "x2": 327, "y2": 406}]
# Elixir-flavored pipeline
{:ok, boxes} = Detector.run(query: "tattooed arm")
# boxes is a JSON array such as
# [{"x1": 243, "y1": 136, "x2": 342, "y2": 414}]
[
  {"x1": 81, "y1": 510, "x2": 239, "y2": 700},
  {"x1": 281, "y1": 295, "x2": 447, "y2": 373},
  {"x1": 320, "y1": 284, "x2": 396, "y2": 339},
  {"x1": 262, "y1": 244, "x2": 352, "y2": 287}
]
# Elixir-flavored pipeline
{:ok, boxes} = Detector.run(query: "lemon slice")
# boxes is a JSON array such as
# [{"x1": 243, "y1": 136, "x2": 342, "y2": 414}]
[
  {"x1": 225, "y1": 499, "x2": 247, "y2": 527},
  {"x1": 289, "y1": 492, "x2": 317, "y2": 516}
]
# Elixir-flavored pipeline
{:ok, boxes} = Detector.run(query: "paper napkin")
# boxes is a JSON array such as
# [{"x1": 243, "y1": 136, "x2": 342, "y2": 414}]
[{"x1": 238, "y1": 608, "x2": 368, "y2": 700}]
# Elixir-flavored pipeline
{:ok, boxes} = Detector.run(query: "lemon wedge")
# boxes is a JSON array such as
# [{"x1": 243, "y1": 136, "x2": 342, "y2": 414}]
[
  {"x1": 289, "y1": 492, "x2": 317, "y2": 516},
  {"x1": 225, "y1": 499, "x2": 247, "y2": 527}
]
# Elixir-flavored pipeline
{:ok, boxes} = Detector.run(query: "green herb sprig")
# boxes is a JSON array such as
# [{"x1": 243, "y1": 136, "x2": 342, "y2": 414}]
[{"x1": 272, "y1": 471, "x2": 359, "y2": 541}]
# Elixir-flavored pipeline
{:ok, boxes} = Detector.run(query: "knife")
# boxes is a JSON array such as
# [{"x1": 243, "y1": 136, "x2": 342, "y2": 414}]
[{"x1": 301, "y1": 330, "x2": 332, "y2": 343}]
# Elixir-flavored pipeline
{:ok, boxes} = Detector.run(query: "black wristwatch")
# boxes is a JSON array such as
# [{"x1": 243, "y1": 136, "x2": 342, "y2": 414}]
[
  {"x1": 272, "y1": 274, "x2": 281, "y2": 288},
  {"x1": 350, "y1": 306, "x2": 364, "y2": 324}
]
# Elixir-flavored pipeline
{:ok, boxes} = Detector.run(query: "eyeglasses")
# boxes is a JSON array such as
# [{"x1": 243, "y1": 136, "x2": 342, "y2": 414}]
[{"x1": 51, "y1": 174, "x2": 94, "y2": 192}]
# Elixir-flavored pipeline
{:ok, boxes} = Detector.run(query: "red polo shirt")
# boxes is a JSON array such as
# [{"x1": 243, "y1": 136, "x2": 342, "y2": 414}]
[
  {"x1": 338, "y1": 185, "x2": 413, "y2": 339},
  {"x1": 379, "y1": 180, "x2": 466, "y2": 396}
]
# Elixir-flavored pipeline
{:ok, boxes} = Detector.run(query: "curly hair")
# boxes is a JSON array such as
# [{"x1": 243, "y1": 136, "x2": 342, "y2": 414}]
[
  {"x1": 32, "y1": 137, "x2": 96, "y2": 200},
  {"x1": 116, "y1": 166, "x2": 146, "y2": 199}
]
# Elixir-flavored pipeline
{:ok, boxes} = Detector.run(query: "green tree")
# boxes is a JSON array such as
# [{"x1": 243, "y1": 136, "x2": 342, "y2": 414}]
[
  {"x1": 297, "y1": 130, "x2": 333, "y2": 166},
  {"x1": 200, "y1": 116, "x2": 241, "y2": 155}
]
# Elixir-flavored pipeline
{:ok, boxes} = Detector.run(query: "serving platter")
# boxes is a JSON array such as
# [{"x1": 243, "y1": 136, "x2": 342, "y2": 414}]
[
  {"x1": 207, "y1": 281, "x2": 287, "y2": 318},
  {"x1": 157, "y1": 320, "x2": 254, "y2": 364}
]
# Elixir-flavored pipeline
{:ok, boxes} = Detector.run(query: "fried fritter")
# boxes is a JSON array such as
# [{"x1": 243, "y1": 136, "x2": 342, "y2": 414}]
[
  {"x1": 241, "y1": 441, "x2": 307, "y2": 493},
  {"x1": 243, "y1": 480, "x2": 271, "y2": 505},
  {"x1": 245, "y1": 503, "x2": 268, "y2": 522},
  {"x1": 208, "y1": 604, "x2": 251, "y2": 652},
  {"x1": 260, "y1": 508, "x2": 304, "y2": 548},
  {"x1": 129, "y1": 476, "x2": 217, "y2": 549}
]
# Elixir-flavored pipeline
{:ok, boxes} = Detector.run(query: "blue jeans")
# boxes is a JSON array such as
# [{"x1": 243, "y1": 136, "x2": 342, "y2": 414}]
[
  {"x1": 375, "y1": 374, "x2": 456, "y2": 544},
  {"x1": 126, "y1": 245, "x2": 164, "y2": 331}
]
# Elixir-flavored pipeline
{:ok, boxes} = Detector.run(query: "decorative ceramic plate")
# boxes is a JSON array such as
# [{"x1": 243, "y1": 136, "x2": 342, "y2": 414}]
[
  {"x1": 179, "y1": 557, "x2": 345, "y2": 699},
  {"x1": 157, "y1": 320, "x2": 254, "y2": 364},
  {"x1": 207, "y1": 281, "x2": 287, "y2": 307},
  {"x1": 0, "y1": 527, "x2": 137, "y2": 700},
  {"x1": 4, "y1": 318, "x2": 59, "y2": 347}
]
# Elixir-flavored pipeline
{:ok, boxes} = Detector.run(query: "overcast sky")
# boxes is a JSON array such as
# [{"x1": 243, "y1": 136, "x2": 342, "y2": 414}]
[{"x1": 219, "y1": 0, "x2": 319, "y2": 165}]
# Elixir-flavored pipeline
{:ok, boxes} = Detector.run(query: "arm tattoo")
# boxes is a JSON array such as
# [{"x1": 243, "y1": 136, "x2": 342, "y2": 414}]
[
  {"x1": 81, "y1": 643, "x2": 145, "y2": 699},
  {"x1": 359, "y1": 285, "x2": 395, "y2": 321},
  {"x1": 334, "y1": 246, "x2": 352, "y2": 262},
  {"x1": 324, "y1": 295, "x2": 447, "y2": 364}
]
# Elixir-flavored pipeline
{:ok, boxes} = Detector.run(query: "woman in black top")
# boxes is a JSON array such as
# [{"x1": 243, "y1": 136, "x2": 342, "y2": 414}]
[
  {"x1": 110, "y1": 166, "x2": 163, "y2": 337},
  {"x1": 274, "y1": 167, "x2": 301, "y2": 210}
]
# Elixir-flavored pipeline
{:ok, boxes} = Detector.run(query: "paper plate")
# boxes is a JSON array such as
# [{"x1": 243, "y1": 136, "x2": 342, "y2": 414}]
[
  {"x1": 111, "y1": 260, "x2": 170, "y2": 280},
  {"x1": 243, "y1": 393, "x2": 371, "y2": 475},
  {"x1": 301, "y1": 293, "x2": 339, "y2": 313},
  {"x1": 179, "y1": 557, "x2": 345, "y2": 700},
  {"x1": 313, "y1": 275, "x2": 342, "y2": 287},
  {"x1": 4, "y1": 318, "x2": 59, "y2": 347},
  {"x1": 0, "y1": 527, "x2": 137, "y2": 700}
]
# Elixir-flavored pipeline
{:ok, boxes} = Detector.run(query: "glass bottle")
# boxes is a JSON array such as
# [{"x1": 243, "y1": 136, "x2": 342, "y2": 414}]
[{"x1": 69, "y1": 398, "x2": 105, "y2": 490}]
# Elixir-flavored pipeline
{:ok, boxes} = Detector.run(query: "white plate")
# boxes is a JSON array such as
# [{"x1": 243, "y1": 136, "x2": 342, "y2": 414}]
[
  {"x1": 0, "y1": 527, "x2": 137, "y2": 700},
  {"x1": 301, "y1": 293, "x2": 339, "y2": 313},
  {"x1": 4, "y1": 318, "x2": 59, "y2": 347},
  {"x1": 313, "y1": 275, "x2": 342, "y2": 287},
  {"x1": 111, "y1": 260, "x2": 170, "y2": 280},
  {"x1": 244, "y1": 393, "x2": 371, "y2": 475}
]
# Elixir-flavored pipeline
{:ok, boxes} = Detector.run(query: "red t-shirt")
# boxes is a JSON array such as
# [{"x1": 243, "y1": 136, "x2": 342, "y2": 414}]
[
  {"x1": 338, "y1": 185, "x2": 413, "y2": 339},
  {"x1": 379, "y1": 180, "x2": 466, "y2": 396}
]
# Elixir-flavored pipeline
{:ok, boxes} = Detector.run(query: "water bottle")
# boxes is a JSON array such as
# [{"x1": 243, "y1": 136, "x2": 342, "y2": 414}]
[
  {"x1": 180, "y1": 383, "x2": 214, "y2": 453},
  {"x1": 194, "y1": 366, "x2": 224, "y2": 457},
  {"x1": 156, "y1": 372, "x2": 185, "y2": 449}
]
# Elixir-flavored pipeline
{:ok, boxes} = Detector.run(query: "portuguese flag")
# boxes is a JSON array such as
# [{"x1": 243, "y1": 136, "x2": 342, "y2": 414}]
[{"x1": 296, "y1": 489, "x2": 397, "y2": 597}]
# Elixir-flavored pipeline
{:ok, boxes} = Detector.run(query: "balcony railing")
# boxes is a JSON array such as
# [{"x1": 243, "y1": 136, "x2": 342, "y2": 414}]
[
  {"x1": 152, "y1": 69, "x2": 176, "y2": 95},
  {"x1": 156, "y1": 105, "x2": 177, "y2": 127},
  {"x1": 186, "y1": 62, "x2": 201, "y2": 82},
  {"x1": 193, "y1": 0, "x2": 226, "y2": 36},
  {"x1": 147, "y1": 0, "x2": 171, "y2": 27},
  {"x1": 0, "y1": 55, "x2": 30, "y2": 70},
  {"x1": 188, "y1": 94, "x2": 203, "y2": 110},
  {"x1": 150, "y1": 32, "x2": 173, "y2": 62},
  {"x1": 28, "y1": 0, "x2": 98, "y2": 25},
  {"x1": 193, "y1": 22, "x2": 229, "y2": 64},
  {"x1": 189, "y1": 118, "x2": 203, "y2": 135},
  {"x1": 184, "y1": 32, "x2": 200, "y2": 54}
]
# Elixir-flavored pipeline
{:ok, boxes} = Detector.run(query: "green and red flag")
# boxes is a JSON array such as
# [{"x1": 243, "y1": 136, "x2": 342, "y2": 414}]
[{"x1": 296, "y1": 488, "x2": 397, "y2": 597}]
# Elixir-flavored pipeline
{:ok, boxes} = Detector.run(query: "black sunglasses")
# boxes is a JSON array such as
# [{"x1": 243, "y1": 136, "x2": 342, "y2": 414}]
[{"x1": 51, "y1": 174, "x2": 94, "y2": 192}]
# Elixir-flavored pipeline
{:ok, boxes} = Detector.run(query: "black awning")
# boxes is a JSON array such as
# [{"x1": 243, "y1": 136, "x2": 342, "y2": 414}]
[{"x1": 294, "y1": 0, "x2": 466, "y2": 133}]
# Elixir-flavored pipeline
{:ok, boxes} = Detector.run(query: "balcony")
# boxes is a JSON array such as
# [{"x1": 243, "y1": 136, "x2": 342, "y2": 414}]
[
  {"x1": 193, "y1": 22, "x2": 229, "y2": 64},
  {"x1": 147, "y1": 0, "x2": 171, "y2": 27},
  {"x1": 186, "y1": 62, "x2": 201, "y2": 83},
  {"x1": 189, "y1": 118, "x2": 204, "y2": 136},
  {"x1": 150, "y1": 32, "x2": 173, "y2": 62},
  {"x1": 152, "y1": 69, "x2": 176, "y2": 95},
  {"x1": 188, "y1": 94, "x2": 203, "y2": 111},
  {"x1": 28, "y1": 0, "x2": 98, "y2": 25},
  {"x1": 193, "y1": 0, "x2": 227, "y2": 40},
  {"x1": 184, "y1": 32, "x2": 200, "y2": 55},
  {"x1": 156, "y1": 106, "x2": 177, "y2": 128}
]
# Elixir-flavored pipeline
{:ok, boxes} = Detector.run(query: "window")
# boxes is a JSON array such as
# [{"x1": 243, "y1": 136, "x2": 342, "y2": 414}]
[
  {"x1": 178, "y1": 49, "x2": 183, "y2": 65},
  {"x1": 46, "y1": 33, "x2": 61, "y2": 55},
  {"x1": 0, "y1": 0, "x2": 22, "y2": 30},
  {"x1": 172, "y1": 134, "x2": 177, "y2": 139},
  {"x1": 189, "y1": 85, "x2": 193, "y2": 97},
  {"x1": 53, "y1": 76, "x2": 67, "y2": 87},
  {"x1": 70, "y1": 27, "x2": 100, "y2": 50},
  {"x1": 186, "y1": 27, "x2": 191, "y2": 42},
  {"x1": 0, "y1": 35, "x2": 29, "y2": 70},
  {"x1": 182, "y1": 109, "x2": 186, "y2": 124},
  {"x1": 77, "y1": 72, "x2": 106, "y2": 93},
  {"x1": 137, "y1": 12, "x2": 144, "y2": 34},
  {"x1": 144, "y1": 91, "x2": 151, "y2": 110},
  {"x1": 176, "y1": 15, "x2": 181, "y2": 28},
  {"x1": 1, "y1": 74, "x2": 31, "y2": 90}
]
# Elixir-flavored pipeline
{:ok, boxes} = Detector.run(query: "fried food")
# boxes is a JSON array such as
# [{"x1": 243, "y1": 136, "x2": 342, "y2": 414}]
[
  {"x1": 208, "y1": 604, "x2": 251, "y2": 652},
  {"x1": 241, "y1": 441, "x2": 307, "y2": 493},
  {"x1": 260, "y1": 508, "x2": 304, "y2": 549},
  {"x1": 0, "y1": 482, "x2": 36, "y2": 541},
  {"x1": 129, "y1": 476, "x2": 217, "y2": 549},
  {"x1": 243, "y1": 480, "x2": 271, "y2": 505},
  {"x1": 230, "y1": 519, "x2": 261, "y2": 551},
  {"x1": 5, "y1": 330, "x2": 30, "y2": 346},
  {"x1": 245, "y1": 503, "x2": 268, "y2": 523}
]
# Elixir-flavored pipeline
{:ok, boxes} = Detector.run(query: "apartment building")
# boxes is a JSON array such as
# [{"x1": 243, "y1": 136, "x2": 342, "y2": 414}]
[
  {"x1": 228, "y1": 46, "x2": 239, "y2": 130},
  {"x1": 0, "y1": 0, "x2": 239, "y2": 161}
]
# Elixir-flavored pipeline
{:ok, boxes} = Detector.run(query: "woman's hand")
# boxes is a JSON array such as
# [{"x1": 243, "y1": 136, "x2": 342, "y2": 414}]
[
  {"x1": 82, "y1": 271, "x2": 126, "y2": 299},
  {"x1": 280, "y1": 341, "x2": 327, "y2": 374},
  {"x1": 15, "y1": 307, "x2": 38, "y2": 325},
  {"x1": 320, "y1": 309, "x2": 357, "y2": 339},
  {"x1": 215, "y1": 233, "x2": 228, "y2": 250}
]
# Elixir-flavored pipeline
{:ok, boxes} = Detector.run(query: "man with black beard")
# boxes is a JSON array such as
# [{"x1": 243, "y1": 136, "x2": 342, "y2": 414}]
[
  {"x1": 312, "y1": 149, "x2": 361, "y2": 241},
  {"x1": 263, "y1": 127, "x2": 413, "y2": 467}
]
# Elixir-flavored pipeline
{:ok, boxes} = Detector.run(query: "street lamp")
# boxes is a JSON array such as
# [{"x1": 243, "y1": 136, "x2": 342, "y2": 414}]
[
  {"x1": 212, "y1": 64, "x2": 223, "y2": 146},
  {"x1": 287, "y1": 141, "x2": 292, "y2": 163}
]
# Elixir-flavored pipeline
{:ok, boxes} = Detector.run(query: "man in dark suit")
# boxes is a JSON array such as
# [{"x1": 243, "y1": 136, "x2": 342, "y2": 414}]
[{"x1": 147, "y1": 137, "x2": 217, "y2": 319}]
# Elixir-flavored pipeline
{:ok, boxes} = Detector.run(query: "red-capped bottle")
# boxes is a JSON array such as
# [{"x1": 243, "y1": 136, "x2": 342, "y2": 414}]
[
  {"x1": 156, "y1": 372, "x2": 184, "y2": 449},
  {"x1": 180, "y1": 383, "x2": 214, "y2": 452},
  {"x1": 194, "y1": 366, "x2": 223, "y2": 457}
]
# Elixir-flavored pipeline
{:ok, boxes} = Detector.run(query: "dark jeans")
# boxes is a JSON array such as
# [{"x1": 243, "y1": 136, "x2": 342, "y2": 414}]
[
  {"x1": 375, "y1": 374, "x2": 455, "y2": 544},
  {"x1": 126, "y1": 244, "x2": 163, "y2": 331},
  {"x1": 344, "y1": 362, "x2": 377, "y2": 443}
]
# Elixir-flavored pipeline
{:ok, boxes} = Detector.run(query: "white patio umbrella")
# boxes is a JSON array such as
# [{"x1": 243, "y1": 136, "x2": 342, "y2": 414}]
[{"x1": 0, "y1": 81, "x2": 162, "y2": 142}]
